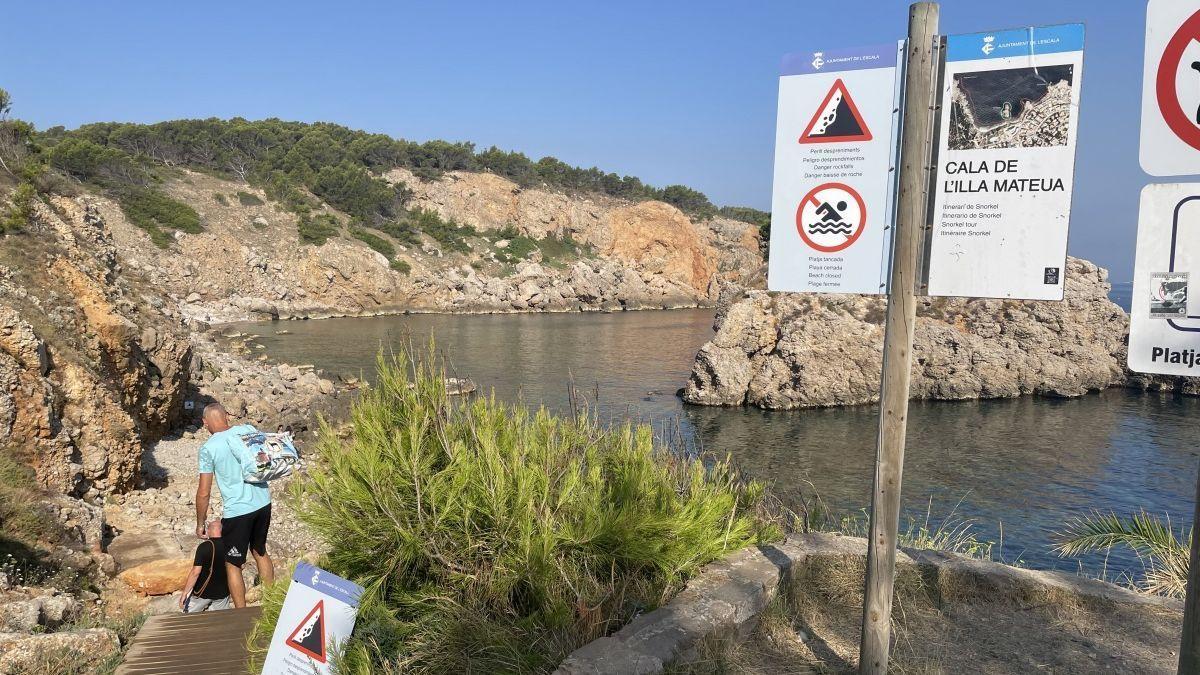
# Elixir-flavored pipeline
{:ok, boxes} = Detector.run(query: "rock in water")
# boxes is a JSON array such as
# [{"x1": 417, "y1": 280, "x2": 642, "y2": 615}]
[{"x1": 683, "y1": 257, "x2": 1129, "y2": 409}]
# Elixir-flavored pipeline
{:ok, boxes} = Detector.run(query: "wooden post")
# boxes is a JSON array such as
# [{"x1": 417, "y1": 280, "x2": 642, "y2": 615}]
[
  {"x1": 1180, "y1": 461, "x2": 1200, "y2": 674},
  {"x1": 858, "y1": 3, "x2": 939, "y2": 674}
]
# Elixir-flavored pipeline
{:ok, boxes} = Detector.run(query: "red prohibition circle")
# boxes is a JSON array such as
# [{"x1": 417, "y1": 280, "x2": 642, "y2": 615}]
[
  {"x1": 1156, "y1": 9, "x2": 1200, "y2": 151},
  {"x1": 795, "y1": 182, "x2": 867, "y2": 253}
]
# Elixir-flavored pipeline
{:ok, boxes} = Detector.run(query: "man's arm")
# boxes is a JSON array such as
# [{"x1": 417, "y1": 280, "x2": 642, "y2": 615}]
[
  {"x1": 195, "y1": 473, "x2": 213, "y2": 538},
  {"x1": 178, "y1": 565, "x2": 202, "y2": 609}
]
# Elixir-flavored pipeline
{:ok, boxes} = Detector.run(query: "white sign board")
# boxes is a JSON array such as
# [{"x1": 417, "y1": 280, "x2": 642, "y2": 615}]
[
  {"x1": 768, "y1": 42, "x2": 903, "y2": 295},
  {"x1": 1141, "y1": 0, "x2": 1200, "y2": 176},
  {"x1": 262, "y1": 562, "x2": 364, "y2": 674},
  {"x1": 1129, "y1": 183, "x2": 1200, "y2": 375},
  {"x1": 926, "y1": 24, "x2": 1085, "y2": 300}
]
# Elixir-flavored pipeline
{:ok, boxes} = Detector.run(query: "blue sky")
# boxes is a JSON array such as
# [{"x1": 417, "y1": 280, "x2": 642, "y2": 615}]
[{"x1": 2, "y1": 1, "x2": 1153, "y2": 280}]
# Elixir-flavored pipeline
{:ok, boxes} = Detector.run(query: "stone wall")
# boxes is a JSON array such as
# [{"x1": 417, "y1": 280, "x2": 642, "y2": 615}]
[{"x1": 555, "y1": 532, "x2": 1181, "y2": 674}]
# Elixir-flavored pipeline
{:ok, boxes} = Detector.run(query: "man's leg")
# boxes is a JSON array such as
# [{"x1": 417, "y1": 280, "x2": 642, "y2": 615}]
[
  {"x1": 222, "y1": 513, "x2": 252, "y2": 608},
  {"x1": 226, "y1": 562, "x2": 247, "y2": 608},
  {"x1": 251, "y1": 550, "x2": 274, "y2": 586},
  {"x1": 249, "y1": 504, "x2": 274, "y2": 586}
]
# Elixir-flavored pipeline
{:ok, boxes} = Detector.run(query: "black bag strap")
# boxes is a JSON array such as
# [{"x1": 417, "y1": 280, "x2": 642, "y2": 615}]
[{"x1": 193, "y1": 540, "x2": 216, "y2": 597}]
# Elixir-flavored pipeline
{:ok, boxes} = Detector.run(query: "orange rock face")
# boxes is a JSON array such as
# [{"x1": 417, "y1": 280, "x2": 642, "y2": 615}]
[
  {"x1": 600, "y1": 202, "x2": 718, "y2": 293},
  {"x1": 119, "y1": 558, "x2": 194, "y2": 596}
]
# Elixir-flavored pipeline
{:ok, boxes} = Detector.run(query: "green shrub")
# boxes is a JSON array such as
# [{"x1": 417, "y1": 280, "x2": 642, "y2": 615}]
[
  {"x1": 46, "y1": 137, "x2": 142, "y2": 183},
  {"x1": 390, "y1": 259, "x2": 411, "y2": 275},
  {"x1": 236, "y1": 190, "x2": 264, "y2": 206},
  {"x1": 0, "y1": 450, "x2": 80, "y2": 591},
  {"x1": 350, "y1": 227, "x2": 395, "y2": 258},
  {"x1": 117, "y1": 187, "x2": 202, "y2": 247},
  {"x1": 369, "y1": 219, "x2": 422, "y2": 247},
  {"x1": 408, "y1": 208, "x2": 474, "y2": 254},
  {"x1": 251, "y1": 350, "x2": 778, "y2": 673},
  {"x1": 298, "y1": 213, "x2": 340, "y2": 245},
  {"x1": 1, "y1": 183, "x2": 38, "y2": 233},
  {"x1": 491, "y1": 229, "x2": 586, "y2": 267},
  {"x1": 537, "y1": 234, "x2": 584, "y2": 265},
  {"x1": 312, "y1": 162, "x2": 402, "y2": 220},
  {"x1": 212, "y1": 192, "x2": 228, "y2": 205},
  {"x1": 0, "y1": 452, "x2": 63, "y2": 549}
]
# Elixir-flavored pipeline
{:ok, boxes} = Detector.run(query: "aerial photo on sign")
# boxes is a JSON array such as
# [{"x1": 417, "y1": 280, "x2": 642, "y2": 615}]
[
  {"x1": 947, "y1": 64, "x2": 1074, "y2": 150},
  {"x1": 925, "y1": 23, "x2": 1084, "y2": 300},
  {"x1": 768, "y1": 42, "x2": 903, "y2": 295}
]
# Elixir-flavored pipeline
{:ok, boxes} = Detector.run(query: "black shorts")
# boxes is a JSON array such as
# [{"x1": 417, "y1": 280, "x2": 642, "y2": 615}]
[{"x1": 221, "y1": 504, "x2": 270, "y2": 567}]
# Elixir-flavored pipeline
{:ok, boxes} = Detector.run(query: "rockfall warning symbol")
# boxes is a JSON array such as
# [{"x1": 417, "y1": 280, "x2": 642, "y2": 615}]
[
  {"x1": 286, "y1": 599, "x2": 327, "y2": 663},
  {"x1": 796, "y1": 183, "x2": 867, "y2": 253},
  {"x1": 799, "y1": 79, "x2": 873, "y2": 144}
]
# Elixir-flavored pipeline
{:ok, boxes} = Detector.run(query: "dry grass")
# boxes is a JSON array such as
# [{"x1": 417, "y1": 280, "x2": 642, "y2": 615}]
[{"x1": 670, "y1": 552, "x2": 1180, "y2": 675}]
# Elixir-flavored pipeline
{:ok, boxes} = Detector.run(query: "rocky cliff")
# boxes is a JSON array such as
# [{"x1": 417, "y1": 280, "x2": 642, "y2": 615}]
[
  {"x1": 0, "y1": 197, "x2": 192, "y2": 497},
  {"x1": 0, "y1": 196, "x2": 341, "y2": 498},
  {"x1": 94, "y1": 169, "x2": 762, "y2": 324},
  {"x1": 683, "y1": 258, "x2": 1152, "y2": 409}
]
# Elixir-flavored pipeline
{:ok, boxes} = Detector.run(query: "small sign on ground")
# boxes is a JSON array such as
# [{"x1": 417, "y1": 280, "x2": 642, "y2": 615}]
[{"x1": 261, "y1": 562, "x2": 364, "y2": 674}]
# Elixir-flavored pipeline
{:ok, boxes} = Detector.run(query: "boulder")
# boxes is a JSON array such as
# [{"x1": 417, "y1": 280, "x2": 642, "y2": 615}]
[
  {"x1": 37, "y1": 594, "x2": 81, "y2": 629},
  {"x1": 0, "y1": 600, "x2": 41, "y2": 633},
  {"x1": 0, "y1": 628, "x2": 120, "y2": 673},
  {"x1": 119, "y1": 558, "x2": 192, "y2": 596}
]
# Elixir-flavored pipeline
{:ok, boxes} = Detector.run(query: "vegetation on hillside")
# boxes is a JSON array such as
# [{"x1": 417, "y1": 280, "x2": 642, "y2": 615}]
[
  {"x1": 718, "y1": 205, "x2": 770, "y2": 250},
  {"x1": 0, "y1": 449, "x2": 83, "y2": 593},
  {"x1": 3, "y1": 87, "x2": 770, "y2": 262},
  {"x1": 297, "y1": 212, "x2": 340, "y2": 246},
  {"x1": 36, "y1": 118, "x2": 725, "y2": 219},
  {"x1": 249, "y1": 349, "x2": 779, "y2": 673},
  {"x1": 487, "y1": 225, "x2": 590, "y2": 269}
]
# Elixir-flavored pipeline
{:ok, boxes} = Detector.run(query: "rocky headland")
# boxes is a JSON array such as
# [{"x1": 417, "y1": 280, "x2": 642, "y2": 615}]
[
  {"x1": 99, "y1": 169, "x2": 763, "y2": 324},
  {"x1": 684, "y1": 257, "x2": 1197, "y2": 409}
]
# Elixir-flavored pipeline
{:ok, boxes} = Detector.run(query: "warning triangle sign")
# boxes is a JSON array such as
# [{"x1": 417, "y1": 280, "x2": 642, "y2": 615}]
[
  {"x1": 799, "y1": 79, "x2": 873, "y2": 144},
  {"x1": 286, "y1": 599, "x2": 327, "y2": 663}
]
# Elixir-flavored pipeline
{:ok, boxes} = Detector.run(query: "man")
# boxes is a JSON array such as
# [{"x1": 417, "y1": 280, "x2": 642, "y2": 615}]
[
  {"x1": 195, "y1": 402, "x2": 274, "y2": 608},
  {"x1": 178, "y1": 520, "x2": 231, "y2": 613}
]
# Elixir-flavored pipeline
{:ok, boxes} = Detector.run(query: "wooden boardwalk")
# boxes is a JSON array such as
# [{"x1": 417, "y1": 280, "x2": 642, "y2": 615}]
[{"x1": 116, "y1": 606, "x2": 262, "y2": 675}]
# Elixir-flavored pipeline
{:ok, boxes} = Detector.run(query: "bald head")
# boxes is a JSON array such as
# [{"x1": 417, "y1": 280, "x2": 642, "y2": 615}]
[
  {"x1": 205, "y1": 520, "x2": 222, "y2": 538},
  {"x1": 202, "y1": 403, "x2": 231, "y2": 434}
]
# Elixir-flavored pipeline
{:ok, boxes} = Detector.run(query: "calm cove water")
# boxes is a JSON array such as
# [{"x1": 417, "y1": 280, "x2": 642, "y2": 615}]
[{"x1": 224, "y1": 307, "x2": 1195, "y2": 579}]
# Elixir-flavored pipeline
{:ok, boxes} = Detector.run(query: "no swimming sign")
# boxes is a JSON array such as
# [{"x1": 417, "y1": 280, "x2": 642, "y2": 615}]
[{"x1": 768, "y1": 42, "x2": 904, "y2": 295}]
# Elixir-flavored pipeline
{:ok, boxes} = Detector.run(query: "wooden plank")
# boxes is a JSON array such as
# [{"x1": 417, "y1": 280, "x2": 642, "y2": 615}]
[
  {"x1": 116, "y1": 606, "x2": 261, "y2": 675},
  {"x1": 858, "y1": 3, "x2": 940, "y2": 675}
]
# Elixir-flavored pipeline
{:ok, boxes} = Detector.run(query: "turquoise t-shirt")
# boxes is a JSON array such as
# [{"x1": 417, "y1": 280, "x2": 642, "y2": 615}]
[{"x1": 198, "y1": 424, "x2": 271, "y2": 519}]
